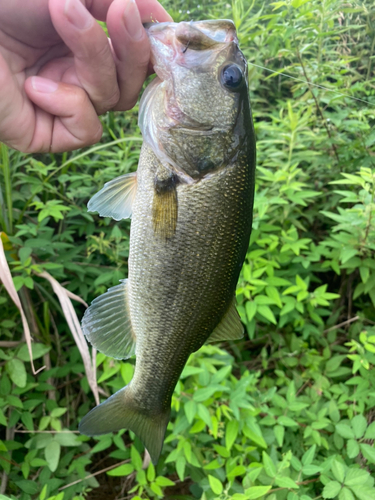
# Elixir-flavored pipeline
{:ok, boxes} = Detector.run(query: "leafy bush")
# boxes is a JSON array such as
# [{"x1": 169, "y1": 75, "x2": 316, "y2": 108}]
[{"x1": 1, "y1": 0, "x2": 375, "y2": 499}]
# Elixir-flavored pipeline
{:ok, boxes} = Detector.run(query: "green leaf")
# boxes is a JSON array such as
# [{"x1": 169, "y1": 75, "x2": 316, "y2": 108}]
[
  {"x1": 176, "y1": 456, "x2": 186, "y2": 481},
  {"x1": 278, "y1": 416, "x2": 298, "y2": 427},
  {"x1": 225, "y1": 419, "x2": 239, "y2": 450},
  {"x1": 197, "y1": 404, "x2": 212, "y2": 429},
  {"x1": 6, "y1": 358, "x2": 26, "y2": 387},
  {"x1": 17, "y1": 343, "x2": 51, "y2": 361},
  {"x1": 213, "y1": 444, "x2": 230, "y2": 458},
  {"x1": 364, "y1": 421, "x2": 375, "y2": 439},
  {"x1": 50, "y1": 408, "x2": 67, "y2": 418},
  {"x1": 344, "y1": 468, "x2": 370, "y2": 487},
  {"x1": 353, "y1": 486, "x2": 375, "y2": 500},
  {"x1": 246, "y1": 301, "x2": 257, "y2": 322},
  {"x1": 323, "y1": 481, "x2": 342, "y2": 499},
  {"x1": 208, "y1": 475, "x2": 223, "y2": 495},
  {"x1": 15, "y1": 480, "x2": 39, "y2": 494},
  {"x1": 107, "y1": 463, "x2": 134, "y2": 476},
  {"x1": 44, "y1": 440, "x2": 61, "y2": 472},
  {"x1": 351, "y1": 415, "x2": 367, "y2": 439},
  {"x1": 257, "y1": 305, "x2": 277, "y2": 324},
  {"x1": 359, "y1": 443, "x2": 375, "y2": 464},
  {"x1": 331, "y1": 460, "x2": 345, "y2": 483},
  {"x1": 336, "y1": 424, "x2": 355, "y2": 439},
  {"x1": 274, "y1": 424, "x2": 284, "y2": 447},
  {"x1": 155, "y1": 476, "x2": 175, "y2": 486},
  {"x1": 184, "y1": 400, "x2": 197, "y2": 424},
  {"x1": 244, "y1": 486, "x2": 272, "y2": 499},
  {"x1": 262, "y1": 451, "x2": 276, "y2": 478},
  {"x1": 275, "y1": 477, "x2": 299, "y2": 489},
  {"x1": 131, "y1": 445, "x2": 143, "y2": 470},
  {"x1": 302, "y1": 445, "x2": 316, "y2": 466},
  {"x1": 346, "y1": 439, "x2": 359, "y2": 458},
  {"x1": 338, "y1": 487, "x2": 354, "y2": 500},
  {"x1": 0, "y1": 409, "x2": 8, "y2": 426}
]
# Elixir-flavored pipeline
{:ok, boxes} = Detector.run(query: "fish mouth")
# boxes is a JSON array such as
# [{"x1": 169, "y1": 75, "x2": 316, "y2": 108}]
[{"x1": 144, "y1": 19, "x2": 237, "y2": 49}]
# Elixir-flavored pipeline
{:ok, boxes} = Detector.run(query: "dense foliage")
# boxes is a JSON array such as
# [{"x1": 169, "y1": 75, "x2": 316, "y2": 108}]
[{"x1": 1, "y1": 0, "x2": 375, "y2": 499}]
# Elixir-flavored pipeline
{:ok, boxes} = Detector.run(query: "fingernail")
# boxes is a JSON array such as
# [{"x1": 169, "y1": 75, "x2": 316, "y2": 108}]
[
  {"x1": 31, "y1": 77, "x2": 59, "y2": 93},
  {"x1": 64, "y1": 0, "x2": 93, "y2": 30},
  {"x1": 123, "y1": 0, "x2": 144, "y2": 41}
]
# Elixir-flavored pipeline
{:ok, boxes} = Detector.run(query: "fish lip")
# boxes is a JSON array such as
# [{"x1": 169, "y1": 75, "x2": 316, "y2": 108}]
[{"x1": 143, "y1": 19, "x2": 238, "y2": 44}]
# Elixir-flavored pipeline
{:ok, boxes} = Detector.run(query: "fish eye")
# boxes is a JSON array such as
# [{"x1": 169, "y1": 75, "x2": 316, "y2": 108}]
[{"x1": 220, "y1": 64, "x2": 244, "y2": 91}]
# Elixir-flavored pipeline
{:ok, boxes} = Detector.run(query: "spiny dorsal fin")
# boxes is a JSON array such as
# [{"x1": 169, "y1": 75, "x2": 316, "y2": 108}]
[
  {"x1": 82, "y1": 279, "x2": 136, "y2": 360},
  {"x1": 206, "y1": 296, "x2": 244, "y2": 343},
  {"x1": 152, "y1": 165, "x2": 178, "y2": 239},
  {"x1": 87, "y1": 172, "x2": 137, "y2": 221}
]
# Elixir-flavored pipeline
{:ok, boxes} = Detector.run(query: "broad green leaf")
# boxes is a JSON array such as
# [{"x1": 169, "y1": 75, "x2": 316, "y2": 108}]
[
  {"x1": 323, "y1": 481, "x2": 342, "y2": 499},
  {"x1": 208, "y1": 475, "x2": 223, "y2": 495},
  {"x1": 346, "y1": 439, "x2": 359, "y2": 458},
  {"x1": 184, "y1": 400, "x2": 197, "y2": 424},
  {"x1": 6, "y1": 358, "x2": 26, "y2": 388},
  {"x1": 225, "y1": 419, "x2": 239, "y2": 450},
  {"x1": 257, "y1": 305, "x2": 277, "y2": 324},
  {"x1": 339, "y1": 487, "x2": 354, "y2": 500},
  {"x1": 17, "y1": 343, "x2": 50, "y2": 361},
  {"x1": 351, "y1": 415, "x2": 367, "y2": 439},
  {"x1": 107, "y1": 463, "x2": 134, "y2": 476},
  {"x1": 364, "y1": 421, "x2": 375, "y2": 439},
  {"x1": 359, "y1": 443, "x2": 375, "y2": 464},
  {"x1": 44, "y1": 440, "x2": 61, "y2": 472},
  {"x1": 262, "y1": 451, "x2": 276, "y2": 478},
  {"x1": 155, "y1": 476, "x2": 175, "y2": 486},
  {"x1": 331, "y1": 460, "x2": 345, "y2": 483},
  {"x1": 275, "y1": 477, "x2": 299, "y2": 489},
  {"x1": 274, "y1": 424, "x2": 284, "y2": 447},
  {"x1": 336, "y1": 424, "x2": 355, "y2": 439},
  {"x1": 302, "y1": 445, "x2": 316, "y2": 466},
  {"x1": 353, "y1": 486, "x2": 375, "y2": 500},
  {"x1": 244, "y1": 486, "x2": 272, "y2": 499},
  {"x1": 176, "y1": 456, "x2": 186, "y2": 481},
  {"x1": 344, "y1": 468, "x2": 370, "y2": 487},
  {"x1": 131, "y1": 445, "x2": 143, "y2": 470}
]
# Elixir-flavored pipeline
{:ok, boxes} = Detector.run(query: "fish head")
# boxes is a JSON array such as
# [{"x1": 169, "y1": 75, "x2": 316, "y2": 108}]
[{"x1": 140, "y1": 20, "x2": 253, "y2": 180}]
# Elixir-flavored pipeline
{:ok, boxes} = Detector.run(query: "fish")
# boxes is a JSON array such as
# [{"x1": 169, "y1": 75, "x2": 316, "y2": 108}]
[{"x1": 78, "y1": 19, "x2": 256, "y2": 465}]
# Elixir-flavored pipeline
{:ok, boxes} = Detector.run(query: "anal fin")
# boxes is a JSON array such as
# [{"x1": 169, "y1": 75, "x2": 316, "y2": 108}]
[
  {"x1": 82, "y1": 279, "x2": 136, "y2": 360},
  {"x1": 206, "y1": 297, "x2": 244, "y2": 343},
  {"x1": 87, "y1": 172, "x2": 137, "y2": 221}
]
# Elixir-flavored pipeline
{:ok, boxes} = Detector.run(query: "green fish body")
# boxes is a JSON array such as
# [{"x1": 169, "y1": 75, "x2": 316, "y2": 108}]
[{"x1": 79, "y1": 19, "x2": 256, "y2": 464}]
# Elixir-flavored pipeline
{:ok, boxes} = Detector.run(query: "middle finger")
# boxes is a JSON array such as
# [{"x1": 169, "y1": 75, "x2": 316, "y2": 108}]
[{"x1": 49, "y1": 0, "x2": 120, "y2": 114}]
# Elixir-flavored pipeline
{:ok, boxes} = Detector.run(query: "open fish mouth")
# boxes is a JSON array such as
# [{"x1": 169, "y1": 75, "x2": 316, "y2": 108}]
[{"x1": 144, "y1": 19, "x2": 237, "y2": 45}]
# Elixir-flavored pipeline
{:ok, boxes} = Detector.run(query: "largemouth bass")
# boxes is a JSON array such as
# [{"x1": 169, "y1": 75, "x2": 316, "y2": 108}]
[{"x1": 79, "y1": 19, "x2": 256, "y2": 464}]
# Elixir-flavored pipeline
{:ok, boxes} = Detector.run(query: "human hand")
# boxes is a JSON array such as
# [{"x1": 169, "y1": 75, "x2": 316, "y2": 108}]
[{"x1": 0, "y1": 0, "x2": 172, "y2": 153}]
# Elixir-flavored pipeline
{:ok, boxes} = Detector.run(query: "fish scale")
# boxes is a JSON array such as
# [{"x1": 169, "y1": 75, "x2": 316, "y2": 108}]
[{"x1": 79, "y1": 19, "x2": 256, "y2": 464}]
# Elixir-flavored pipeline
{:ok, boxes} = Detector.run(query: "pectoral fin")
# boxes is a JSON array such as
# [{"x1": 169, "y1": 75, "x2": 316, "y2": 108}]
[
  {"x1": 82, "y1": 279, "x2": 136, "y2": 360},
  {"x1": 206, "y1": 297, "x2": 244, "y2": 343},
  {"x1": 152, "y1": 166, "x2": 178, "y2": 239},
  {"x1": 87, "y1": 172, "x2": 137, "y2": 221}
]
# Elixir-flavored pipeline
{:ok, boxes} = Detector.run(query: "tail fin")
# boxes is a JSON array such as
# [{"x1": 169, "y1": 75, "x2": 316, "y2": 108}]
[{"x1": 78, "y1": 386, "x2": 170, "y2": 464}]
